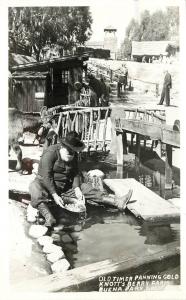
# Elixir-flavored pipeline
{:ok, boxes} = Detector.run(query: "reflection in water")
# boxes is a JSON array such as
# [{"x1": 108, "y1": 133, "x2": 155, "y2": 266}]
[
  {"x1": 50, "y1": 152, "x2": 180, "y2": 269},
  {"x1": 138, "y1": 223, "x2": 180, "y2": 245}
]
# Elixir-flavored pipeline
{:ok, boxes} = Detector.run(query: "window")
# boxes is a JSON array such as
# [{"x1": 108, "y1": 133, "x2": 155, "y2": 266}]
[{"x1": 61, "y1": 70, "x2": 69, "y2": 83}]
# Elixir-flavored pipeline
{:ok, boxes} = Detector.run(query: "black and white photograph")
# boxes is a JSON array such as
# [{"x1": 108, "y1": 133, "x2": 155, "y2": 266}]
[{"x1": 3, "y1": 0, "x2": 185, "y2": 298}]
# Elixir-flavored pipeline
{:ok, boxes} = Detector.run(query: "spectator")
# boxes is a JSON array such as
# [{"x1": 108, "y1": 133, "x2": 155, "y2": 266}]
[{"x1": 158, "y1": 69, "x2": 172, "y2": 106}]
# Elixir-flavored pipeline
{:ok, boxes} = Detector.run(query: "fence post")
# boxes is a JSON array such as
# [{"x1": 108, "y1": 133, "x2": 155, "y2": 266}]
[
  {"x1": 156, "y1": 83, "x2": 159, "y2": 97},
  {"x1": 110, "y1": 69, "x2": 113, "y2": 82},
  {"x1": 165, "y1": 144, "x2": 173, "y2": 189},
  {"x1": 116, "y1": 131, "x2": 123, "y2": 166}
]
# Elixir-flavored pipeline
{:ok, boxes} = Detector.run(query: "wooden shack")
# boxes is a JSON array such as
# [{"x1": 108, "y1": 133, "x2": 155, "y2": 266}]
[
  {"x1": 9, "y1": 53, "x2": 89, "y2": 112},
  {"x1": 131, "y1": 41, "x2": 178, "y2": 62}
]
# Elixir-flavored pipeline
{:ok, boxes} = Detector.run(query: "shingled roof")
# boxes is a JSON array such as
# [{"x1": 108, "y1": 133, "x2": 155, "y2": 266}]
[
  {"x1": 132, "y1": 41, "x2": 173, "y2": 56},
  {"x1": 9, "y1": 53, "x2": 37, "y2": 68}
]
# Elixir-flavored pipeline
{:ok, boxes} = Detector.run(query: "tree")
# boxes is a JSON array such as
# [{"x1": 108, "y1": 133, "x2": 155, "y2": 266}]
[
  {"x1": 9, "y1": 7, "x2": 92, "y2": 61},
  {"x1": 166, "y1": 6, "x2": 179, "y2": 40},
  {"x1": 125, "y1": 18, "x2": 142, "y2": 41},
  {"x1": 120, "y1": 7, "x2": 179, "y2": 59},
  {"x1": 144, "y1": 11, "x2": 169, "y2": 40},
  {"x1": 140, "y1": 10, "x2": 151, "y2": 41},
  {"x1": 121, "y1": 37, "x2": 132, "y2": 59}
]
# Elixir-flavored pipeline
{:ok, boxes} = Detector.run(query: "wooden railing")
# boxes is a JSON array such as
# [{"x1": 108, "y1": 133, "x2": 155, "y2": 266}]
[
  {"x1": 89, "y1": 62, "x2": 159, "y2": 96},
  {"x1": 55, "y1": 107, "x2": 111, "y2": 152}
]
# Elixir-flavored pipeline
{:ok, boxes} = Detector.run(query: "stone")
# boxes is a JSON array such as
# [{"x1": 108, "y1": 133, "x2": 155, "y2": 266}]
[
  {"x1": 70, "y1": 232, "x2": 81, "y2": 241},
  {"x1": 51, "y1": 233, "x2": 61, "y2": 243},
  {"x1": 61, "y1": 234, "x2": 73, "y2": 244},
  {"x1": 46, "y1": 250, "x2": 65, "y2": 263},
  {"x1": 37, "y1": 235, "x2": 53, "y2": 246},
  {"x1": 51, "y1": 259, "x2": 70, "y2": 273},
  {"x1": 74, "y1": 225, "x2": 83, "y2": 232},
  {"x1": 26, "y1": 204, "x2": 38, "y2": 223},
  {"x1": 65, "y1": 243, "x2": 78, "y2": 253},
  {"x1": 53, "y1": 225, "x2": 64, "y2": 232},
  {"x1": 29, "y1": 225, "x2": 48, "y2": 239},
  {"x1": 43, "y1": 243, "x2": 62, "y2": 254}
]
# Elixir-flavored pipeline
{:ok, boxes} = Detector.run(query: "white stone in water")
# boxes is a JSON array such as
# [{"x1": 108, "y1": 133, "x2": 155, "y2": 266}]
[
  {"x1": 46, "y1": 250, "x2": 65, "y2": 263},
  {"x1": 53, "y1": 225, "x2": 64, "y2": 232},
  {"x1": 37, "y1": 235, "x2": 53, "y2": 246},
  {"x1": 51, "y1": 259, "x2": 70, "y2": 273},
  {"x1": 29, "y1": 225, "x2": 48, "y2": 239},
  {"x1": 43, "y1": 243, "x2": 62, "y2": 254},
  {"x1": 87, "y1": 169, "x2": 105, "y2": 178},
  {"x1": 26, "y1": 204, "x2": 38, "y2": 223}
]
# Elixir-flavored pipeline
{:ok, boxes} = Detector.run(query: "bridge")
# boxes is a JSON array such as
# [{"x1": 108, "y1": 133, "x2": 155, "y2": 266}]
[{"x1": 44, "y1": 105, "x2": 180, "y2": 190}]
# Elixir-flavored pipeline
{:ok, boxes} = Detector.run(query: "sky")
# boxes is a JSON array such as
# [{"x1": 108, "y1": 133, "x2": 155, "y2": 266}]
[{"x1": 89, "y1": 0, "x2": 181, "y2": 46}]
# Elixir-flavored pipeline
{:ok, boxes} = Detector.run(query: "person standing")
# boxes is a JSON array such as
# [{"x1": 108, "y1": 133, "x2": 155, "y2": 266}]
[{"x1": 158, "y1": 69, "x2": 172, "y2": 106}]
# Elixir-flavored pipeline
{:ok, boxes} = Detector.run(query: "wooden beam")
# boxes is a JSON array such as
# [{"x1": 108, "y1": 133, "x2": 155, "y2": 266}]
[
  {"x1": 12, "y1": 241, "x2": 179, "y2": 292},
  {"x1": 116, "y1": 132, "x2": 123, "y2": 165},
  {"x1": 115, "y1": 119, "x2": 180, "y2": 148},
  {"x1": 165, "y1": 144, "x2": 173, "y2": 190}
]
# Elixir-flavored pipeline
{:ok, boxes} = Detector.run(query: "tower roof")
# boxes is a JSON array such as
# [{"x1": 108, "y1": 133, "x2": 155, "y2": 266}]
[{"x1": 104, "y1": 25, "x2": 117, "y2": 32}]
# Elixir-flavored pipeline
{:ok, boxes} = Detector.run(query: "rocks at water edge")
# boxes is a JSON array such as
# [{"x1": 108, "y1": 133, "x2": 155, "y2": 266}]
[
  {"x1": 51, "y1": 233, "x2": 61, "y2": 243},
  {"x1": 43, "y1": 243, "x2": 62, "y2": 254},
  {"x1": 37, "y1": 235, "x2": 53, "y2": 246},
  {"x1": 51, "y1": 259, "x2": 70, "y2": 273},
  {"x1": 53, "y1": 225, "x2": 64, "y2": 232},
  {"x1": 29, "y1": 225, "x2": 48, "y2": 238},
  {"x1": 46, "y1": 250, "x2": 65, "y2": 263},
  {"x1": 61, "y1": 234, "x2": 73, "y2": 244}
]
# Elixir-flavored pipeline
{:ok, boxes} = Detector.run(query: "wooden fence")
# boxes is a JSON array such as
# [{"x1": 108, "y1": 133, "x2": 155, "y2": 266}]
[
  {"x1": 89, "y1": 62, "x2": 159, "y2": 96},
  {"x1": 54, "y1": 107, "x2": 111, "y2": 152}
]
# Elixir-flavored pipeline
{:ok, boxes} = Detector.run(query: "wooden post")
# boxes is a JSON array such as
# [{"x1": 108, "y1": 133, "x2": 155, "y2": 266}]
[
  {"x1": 136, "y1": 134, "x2": 141, "y2": 160},
  {"x1": 110, "y1": 69, "x2": 113, "y2": 82},
  {"x1": 116, "y1": 165, "x2": 123, "y2": 179},
  {"x1": 116, "y1": 131, "x2": 123, "y2": 165},
  {"x1": 131, "y1": 133, "x2": 135, "y2": 151},
  {"x1": 123, "y1": 130, "x2": 128, "y2": 154},
  {"x1": 143, "y1": 139, "x2": 146, "y2": 150},
  {"x1": 165, "y1": 144, "x2": 173, "y2": 190},
  {"x1": 156, "y1": 83, "x2": 159, "y2": 97},
  {"x1": 155, "y1": 141, "x2": 162, "y2": 158}
]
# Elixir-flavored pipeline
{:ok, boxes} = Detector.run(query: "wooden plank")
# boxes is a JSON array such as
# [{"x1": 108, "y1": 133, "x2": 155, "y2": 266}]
[
  {"x1": 56, "y1": 112, "x2": 63, "y2": 135},
  {"x1": 103, "y1": 178, "x2": 180, "y2": 221},
  {"x1": 115, "y1": 119, "x2": 180, "y2": 148},
  {"x1": 165, "y1": 144, "x2": 173, "y2": 190},
  {"x1": 102, "y1": 108, "x2": 109, "y2": 149},
  {"x1": 12, "y1": 241, "x2": 179, "y2": 292}
]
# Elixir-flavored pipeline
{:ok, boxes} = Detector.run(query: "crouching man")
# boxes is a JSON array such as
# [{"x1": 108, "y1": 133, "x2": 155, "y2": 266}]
[{"x1": 27, "y1": 131, "x2": 133, "y2": 227}]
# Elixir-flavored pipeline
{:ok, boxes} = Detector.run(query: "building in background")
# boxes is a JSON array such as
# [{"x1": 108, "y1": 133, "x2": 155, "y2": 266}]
[
  {"x1": 103, "y1": 26, "x2": 118, "y2": 59},
  {"x1": 131, "y1": 41, "x2": 179, "y2": 63}
]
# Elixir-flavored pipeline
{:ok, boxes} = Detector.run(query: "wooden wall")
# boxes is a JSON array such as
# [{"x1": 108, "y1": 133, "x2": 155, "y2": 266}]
[{"x1": 13, "y1": 78, "x2": 46, "y2": 112}]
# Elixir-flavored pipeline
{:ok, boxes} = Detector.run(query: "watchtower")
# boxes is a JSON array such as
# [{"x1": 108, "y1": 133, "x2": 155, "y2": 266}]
[{"x1": 104, "y1": 26, "x2": 118, "y2": 59}]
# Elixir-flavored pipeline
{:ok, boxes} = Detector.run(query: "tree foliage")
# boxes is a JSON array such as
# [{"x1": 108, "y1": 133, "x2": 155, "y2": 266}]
[
  {"x1": 9, "y1": 7, "x2": 92, "y2": 61},
  {"x1": 121, "y1": 6, "x2": 179, "y2": 58}
]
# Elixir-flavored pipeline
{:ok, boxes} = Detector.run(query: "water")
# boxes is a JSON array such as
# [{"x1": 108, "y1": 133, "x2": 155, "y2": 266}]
[{"x1": 53, "y1": 151, "x2": 180, "y2": 270}]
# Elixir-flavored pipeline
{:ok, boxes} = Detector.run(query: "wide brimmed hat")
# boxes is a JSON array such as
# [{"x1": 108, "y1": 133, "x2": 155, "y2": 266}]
[
  {"x1": 60, "y1": 131, "x2": 85, "y2": 152},
  {"x1": 74, "y1": 81, "x2": 82, "y2": 91}
]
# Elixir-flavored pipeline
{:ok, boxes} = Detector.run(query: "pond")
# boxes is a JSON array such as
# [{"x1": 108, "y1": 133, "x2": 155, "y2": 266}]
[{"x1": 51, "y1": 149, "x2": 180, "y2": 274}]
